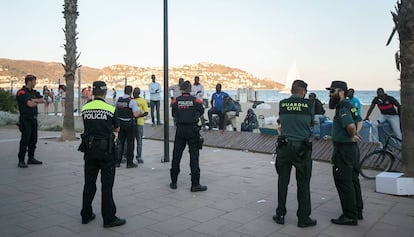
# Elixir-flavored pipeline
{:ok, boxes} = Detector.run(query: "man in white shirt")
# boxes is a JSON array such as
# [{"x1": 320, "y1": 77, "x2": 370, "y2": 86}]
[
  {"x1": 191, "y1": 76, "x2": 206, "y2": 128},
  {"x1": 148, "y1": 74, "x2": 162, "y2": 125}
]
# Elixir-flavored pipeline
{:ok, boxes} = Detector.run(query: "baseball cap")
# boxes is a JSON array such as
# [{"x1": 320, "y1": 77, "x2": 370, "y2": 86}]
[
  {"x1": 326, "y1": 81, "x2": 347, "y2": 92},
  {"x1": 92, "y1": 81, "x2": 107, "y2": 92}
]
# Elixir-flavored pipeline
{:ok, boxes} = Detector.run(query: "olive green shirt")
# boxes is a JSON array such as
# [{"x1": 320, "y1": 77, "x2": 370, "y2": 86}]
[
  {"x1": 279, "y1": 95, "x2": 314, "y2": 141},
  {"x1": 332, "y1": 100, "x2": 362, "y2": 143}
]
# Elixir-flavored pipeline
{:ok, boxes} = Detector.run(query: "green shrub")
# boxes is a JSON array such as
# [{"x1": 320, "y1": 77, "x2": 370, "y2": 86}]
[{"x1": 0, "y1": 89, "x2": 18, "y2": 113}]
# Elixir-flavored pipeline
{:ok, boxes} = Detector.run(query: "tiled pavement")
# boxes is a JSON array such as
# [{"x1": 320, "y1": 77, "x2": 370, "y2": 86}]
[{"x1": 0, "y1": 127, "x2": 413, "y2": 237}]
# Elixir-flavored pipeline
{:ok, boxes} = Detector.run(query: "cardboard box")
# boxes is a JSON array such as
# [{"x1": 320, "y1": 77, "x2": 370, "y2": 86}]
[{"x1": 376, "y1": 172, "x2": 414, "y2": 195}]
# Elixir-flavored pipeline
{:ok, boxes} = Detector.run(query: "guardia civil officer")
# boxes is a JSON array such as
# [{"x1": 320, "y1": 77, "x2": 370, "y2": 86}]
[
  {"x1": 16, "y1": 75, "x2": 45, "y2": 168},
  {"x1": 80, "y1": 81, "x2": 126, "y2": 228},
  {"x1": 115, "y1": 85, "x2": 141, "y2": 168},
  {"x1": 326, "y1": 81, "x2": 363, "y2": 225},
  {"x1": 170, "y1": 81, "x2": 207, "y2": 192},
  {"x1": 273, "y1": 80, "x2": 317, "y2": 228}
]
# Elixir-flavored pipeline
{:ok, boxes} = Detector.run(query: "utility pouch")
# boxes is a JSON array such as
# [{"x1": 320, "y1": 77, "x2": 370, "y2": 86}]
[
  {"x1": 78, "y1": 133, "x2": 88, "y2": 152},
  {"x1": 277, "y1": 136, "x2": 288, "y2": 147}
]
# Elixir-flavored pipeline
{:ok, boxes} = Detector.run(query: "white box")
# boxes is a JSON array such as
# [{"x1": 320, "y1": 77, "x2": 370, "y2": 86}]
[{"x1": 376, "y1": 172, "x2": 414, "y2": 195}]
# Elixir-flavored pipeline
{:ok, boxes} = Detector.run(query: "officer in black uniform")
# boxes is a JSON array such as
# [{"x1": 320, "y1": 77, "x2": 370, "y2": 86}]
[
  {"x1": 115, "y1": 85, "x2": 141, "y2": 168},
  {"x1": 170, "y1": 81, "x2": 207, "y2": 192},
  {"x1": 273, "y1": 80, "x2": 317, "y2": 228},
  {"x1": 326, "y1": 81, "x2": 363, "y2": 226},
  {"x1": 80, "y1": 81, "x2": 126, "y2": 228},
  {"x1": 16, "y1": 75, "x2": 45, "y2": 168}
]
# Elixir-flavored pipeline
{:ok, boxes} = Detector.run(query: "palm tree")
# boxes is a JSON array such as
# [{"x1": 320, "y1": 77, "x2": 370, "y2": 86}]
[
  {"x1": 61, "y1": 0, "x2": 79, "y2": 141},
  {"x1": 387, "y1": 0, "x2": 414, "y2": 176}
]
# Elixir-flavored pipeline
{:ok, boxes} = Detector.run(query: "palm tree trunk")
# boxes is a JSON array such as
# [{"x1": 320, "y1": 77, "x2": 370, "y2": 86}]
[
  {"x1": 395, "y1": 0, "x2": 414, "y2": 176},
  {"x1": 61, "y1": 0, "x2": 79, "y2": 141}
]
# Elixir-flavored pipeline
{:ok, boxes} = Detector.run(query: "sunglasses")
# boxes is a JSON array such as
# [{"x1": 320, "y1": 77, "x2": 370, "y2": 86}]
[{"x1": 329, "y1": 88, "x2": 341, "y2": 93}]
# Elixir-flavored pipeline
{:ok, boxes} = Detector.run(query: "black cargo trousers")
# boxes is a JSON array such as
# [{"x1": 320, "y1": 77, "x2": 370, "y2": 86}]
[
  {"x1": 332, "y1": 142, "x2": 363, "y2": 220},
  {"x1": 18, "y1": 116, "x2": 38, "y2": 162},
  {"x1": 81, "y1": 140, "x2": 117, "y2": 224},
  {"x1": 275, "y1": 140, "x2": 312, "y2": 222},
  {"x1": 170, "y1": 125, "x2": 201, "y2": 186}
]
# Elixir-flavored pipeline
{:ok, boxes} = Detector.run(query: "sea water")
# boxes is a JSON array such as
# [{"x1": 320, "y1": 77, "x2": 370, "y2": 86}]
[{"x1": 23, "y1": 88, "x2": 399, "y2": 106}]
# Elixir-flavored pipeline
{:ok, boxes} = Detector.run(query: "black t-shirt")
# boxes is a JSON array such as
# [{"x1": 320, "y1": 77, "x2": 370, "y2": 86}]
[
  {"x1": 16, "y1": 87, "x2": 42, "y2": 117},
  {"x1": 313, "y1": 99, "x2": 325, "y2": 115},
  {"x1": 371, "y1": 95, "x2": 399, "y2": 115}
]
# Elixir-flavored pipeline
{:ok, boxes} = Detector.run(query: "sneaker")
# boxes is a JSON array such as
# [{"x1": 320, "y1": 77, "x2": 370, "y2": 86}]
[
  {"x1": 82, "y1": 213, "x2": 96, "y2": 224},
  {"x1": 103, "y1": 216, "x2": 126, "y2": 228},
  {"x1": 191, "y1": 184, "x2": 207, "y2": 192},
  {"x1": 18, "y1": 162, "x2": 28, "y2": 168},
  {"x1": 27, "y1": 158, "x2": 42, "y2": 165},
  {"x1": 137, "y1": 158, "x2": 144, "y2": 164}
]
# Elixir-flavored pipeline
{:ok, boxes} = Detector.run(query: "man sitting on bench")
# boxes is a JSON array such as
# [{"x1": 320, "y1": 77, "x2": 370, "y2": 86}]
[{"x1": 208, "y1": 83, "x2": 228, "y2": 130}]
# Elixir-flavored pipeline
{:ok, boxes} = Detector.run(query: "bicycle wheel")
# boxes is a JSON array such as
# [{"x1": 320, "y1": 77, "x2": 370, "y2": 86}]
[{"x1": 360, "y1": 150, "x2": 394, "y2": 179}]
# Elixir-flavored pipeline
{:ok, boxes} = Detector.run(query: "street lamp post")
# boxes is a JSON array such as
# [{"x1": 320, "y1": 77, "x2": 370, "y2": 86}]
[
  {"x1": 163, "y1": 0, "x2": 170, "y2": 163},
  {"x1": 10, "y1": 79, "x2": 13, "y2": 94}
]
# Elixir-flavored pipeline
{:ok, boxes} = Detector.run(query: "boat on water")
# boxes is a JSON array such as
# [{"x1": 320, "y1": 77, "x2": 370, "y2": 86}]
[{"x1": 279, "y1": 61, "x2": 301, "y2": 93}]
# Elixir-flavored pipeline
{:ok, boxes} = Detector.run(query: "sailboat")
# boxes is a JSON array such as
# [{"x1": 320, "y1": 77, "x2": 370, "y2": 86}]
[{"x1": 280, "y1": 61, "x2": 301, "y2": 93}]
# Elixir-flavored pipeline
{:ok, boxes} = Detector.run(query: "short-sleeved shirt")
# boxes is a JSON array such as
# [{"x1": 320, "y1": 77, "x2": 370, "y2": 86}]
[
  {"x1": 349, "y1": 97, "x2": 362, "y2": 118},
  {"x1": 332, "y1": 100, "x2": 361, "y2": 143},
  {"x1": 82, "y1": 98, "x2": 119, "y2": 139},
  {"x1": 16, "y1": 87, "x2": 42, "y2": 117},
  {"x1": 211, "y1": 91, "x2": 229, "y2": 111},
  {"x1": 371, "y1": 95, "x2": 399, "y2": 115},
  {"x1": 279, "y1": 95, "x2": 314, "y2": 141},
  {"x1": 134, "y1": 97, "x2": 149, "y2": 126}
]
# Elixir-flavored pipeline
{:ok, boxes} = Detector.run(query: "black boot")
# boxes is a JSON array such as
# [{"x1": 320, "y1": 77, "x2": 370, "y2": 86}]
[
  {"x1": 28, "y1": 157, "x2": 42, "y2": 165},
  {"x1": 18, "y1": 161, "x2": 28, "y2": 168},
  {"x1": 191, "y1": 173, "x2": 207, "y2": 192},
  {"x1": 170, "y1": 169, "x2": 178, "y2": 189}
]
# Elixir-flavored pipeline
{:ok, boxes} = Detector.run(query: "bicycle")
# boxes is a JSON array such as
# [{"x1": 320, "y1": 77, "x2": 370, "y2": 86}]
[{"x1": 359, "y1": 135, "x2": 402, "y2": 179}]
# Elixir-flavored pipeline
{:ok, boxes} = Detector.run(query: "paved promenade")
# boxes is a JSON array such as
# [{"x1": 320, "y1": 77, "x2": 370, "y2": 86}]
[{"x1": 0, "y1": 126, "x2": 413, "y2": 237}]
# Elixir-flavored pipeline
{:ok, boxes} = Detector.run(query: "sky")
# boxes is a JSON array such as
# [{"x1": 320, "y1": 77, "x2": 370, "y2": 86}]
[{"x1": 0, "y1": 0, "x2": 402, "y2": 90}]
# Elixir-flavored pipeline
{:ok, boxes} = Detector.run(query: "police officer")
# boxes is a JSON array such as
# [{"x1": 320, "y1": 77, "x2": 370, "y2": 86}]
[
  {"x1": 115, "y1": 85, "x2": 141, "y2": 168},
  {"x1": 326, "y1": 81, "x2": 363, "y2": 225},
  {"x1": 80, "y1": 81, "x2": 126, "y2": 228},
  {"x1": 16, "y1": 75, "x2": 45, "y2": 168},
  {"x1": 170, "y1": 80, "x2": 207, "y2": 192},
  {"x1": 273, "y1": 80, "x2": 317, "y2": 228}
]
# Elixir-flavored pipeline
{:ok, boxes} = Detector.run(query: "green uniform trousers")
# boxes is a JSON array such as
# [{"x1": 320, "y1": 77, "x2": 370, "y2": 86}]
[
  {"x1": 275, "y1": 141, "x2": 312, "y2": 221},
  {"x1": 332, "y1": 142, "x2": 363, "y2": 219}
]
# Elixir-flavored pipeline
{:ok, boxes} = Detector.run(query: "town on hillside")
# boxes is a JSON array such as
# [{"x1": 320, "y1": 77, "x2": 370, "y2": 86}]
[{"x1": 0, "y1": 59, "x2": 284, "y2": 91}]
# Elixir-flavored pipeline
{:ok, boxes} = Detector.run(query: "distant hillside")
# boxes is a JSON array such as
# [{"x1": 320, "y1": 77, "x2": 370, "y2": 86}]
[{"x1": 0, "y1": 58, "x2": 284, "y2": 90}]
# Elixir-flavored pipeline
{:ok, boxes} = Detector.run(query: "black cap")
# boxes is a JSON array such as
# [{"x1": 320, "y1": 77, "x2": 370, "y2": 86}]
[
  {"x1": 292, "y1": 79, "x2": 308, "y2": 90},
  {"x1": 93, "y1": 81, "x2": 107, "y2": 92},
  {"x1": 326, "y1": 81, "x2": 347, "y2": 92},
  {"x1": 309, "y1": 92, "x2": 316, "y2": 98}
]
